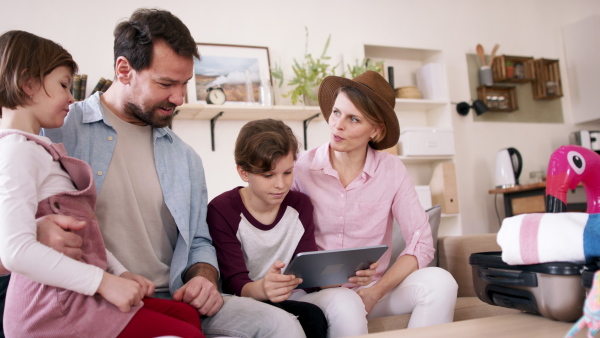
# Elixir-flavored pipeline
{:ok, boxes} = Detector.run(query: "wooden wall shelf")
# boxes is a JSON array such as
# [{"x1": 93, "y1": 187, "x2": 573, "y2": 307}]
[
  {"x1": 477, "y1": 85, "x2": 518, "y2": 112},
  {"x1": 532, "y1": 58, "x2": 563, "y2": 100},
  {"x1": 492, "y1": 55, "x2": 535, "y2": 83}
]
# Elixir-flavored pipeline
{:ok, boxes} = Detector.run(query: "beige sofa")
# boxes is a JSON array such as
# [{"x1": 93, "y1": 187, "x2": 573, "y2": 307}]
[{"x1": 367, "y1": 233, "x2": 519, "y2": 333}]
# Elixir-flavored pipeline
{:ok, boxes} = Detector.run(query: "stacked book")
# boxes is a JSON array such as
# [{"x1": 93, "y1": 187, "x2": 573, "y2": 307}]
[
  {"x1": 71, "y1": 75, "x2": 112, "y2": 101},
  {"x1": 91, "y1": 78, "x2": 113, "y2": 96}
]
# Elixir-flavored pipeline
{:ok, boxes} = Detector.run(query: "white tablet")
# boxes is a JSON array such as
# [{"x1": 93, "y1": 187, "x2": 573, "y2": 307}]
[{"x1": 283, "y1": 245, "x2": 388, "y2": 289}]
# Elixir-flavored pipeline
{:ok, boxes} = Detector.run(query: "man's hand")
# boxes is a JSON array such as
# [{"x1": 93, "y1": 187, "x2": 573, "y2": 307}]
[
  {"x1": 36, "y1": 214, "x2": 85, "y2": 261},
  {"x1": 120, "y1": 271, "x2": 155, "y2": 298},
  {"x1": 348, "y1": 262, "x2": 379, "y2": 286},
  {"x1": 262, "y1": 260, "x2": 301, "y2": 303},
  {"x1": 172, "y1": 276, "x2": 223, "y2": 316}
]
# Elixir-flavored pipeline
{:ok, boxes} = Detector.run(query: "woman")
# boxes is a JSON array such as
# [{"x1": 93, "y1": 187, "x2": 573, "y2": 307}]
[{"x1": 292, "y1": 71, "x2": 458, "y2": 328}]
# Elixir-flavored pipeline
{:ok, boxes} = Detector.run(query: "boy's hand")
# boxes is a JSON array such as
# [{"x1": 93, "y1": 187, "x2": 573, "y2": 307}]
[
  {"x1": 348, "y1": 261, "x2": 379, "y2": 286},
  {"x1": 97, "y1": 271, "x2": 143, "y2": 312},
  {"x1": 120, "y1": 271, "x2": 155, "y2": 298},
  {"x1": 263, "y1": 260, "x2": 302, "y2": 303}
]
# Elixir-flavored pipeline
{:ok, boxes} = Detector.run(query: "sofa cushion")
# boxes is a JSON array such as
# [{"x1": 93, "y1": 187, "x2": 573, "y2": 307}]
[
  {"x1": 390, "y1": 205, "x2": 441, "y2": 268},
  {"x1": 367, "y1": 297, "x2": 520, "y2": 333},
  {"x1": 437, "y1": 233, "x2": 500, "y2": 297},
  {"x1": 453, "y1": 296, "x2": 520, "y2": 321}
]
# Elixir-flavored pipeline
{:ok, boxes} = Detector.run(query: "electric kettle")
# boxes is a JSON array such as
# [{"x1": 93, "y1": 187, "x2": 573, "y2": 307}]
[{"x1": 495, "y1": 148, "x2": 523, "y2": 188}]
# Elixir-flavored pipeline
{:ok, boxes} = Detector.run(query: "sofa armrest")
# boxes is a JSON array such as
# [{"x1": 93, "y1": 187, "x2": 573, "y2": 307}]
[{"x1": 437, "y1": 233, "x2": 499, "y2": 297}]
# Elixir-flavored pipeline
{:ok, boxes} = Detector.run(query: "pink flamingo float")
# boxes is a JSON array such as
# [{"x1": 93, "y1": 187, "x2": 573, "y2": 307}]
[{"x1": 546, "y1": 145, "x2": 600, "y2": 214}]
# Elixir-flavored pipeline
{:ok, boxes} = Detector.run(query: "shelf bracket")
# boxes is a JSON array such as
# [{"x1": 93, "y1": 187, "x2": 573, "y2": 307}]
[
  {"x1": 210, "y1": 111, "x2": 224, "y2": 151},
  {"x1": 302, "y1": 113, "x2": 321, "y2": 150}
]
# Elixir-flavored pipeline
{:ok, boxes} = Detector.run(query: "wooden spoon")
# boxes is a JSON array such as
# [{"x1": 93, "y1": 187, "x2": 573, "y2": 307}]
[
  {"x1": 489, "y1": 44, "x2": 500, "y2": 67},
  {"x1": 476, "y1": 44, "x2": 486, "y2": 66}
]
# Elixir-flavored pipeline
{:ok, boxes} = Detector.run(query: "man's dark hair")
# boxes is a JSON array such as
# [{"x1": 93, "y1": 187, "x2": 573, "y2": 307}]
[{"x1": 113, "y1": 8, "x2": 199, "y2": 71}]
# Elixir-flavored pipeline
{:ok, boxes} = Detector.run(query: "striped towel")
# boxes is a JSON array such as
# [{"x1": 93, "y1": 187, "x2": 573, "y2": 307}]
[{"x1": 498, "y1": 213, "x2": 600, "y2": 265}]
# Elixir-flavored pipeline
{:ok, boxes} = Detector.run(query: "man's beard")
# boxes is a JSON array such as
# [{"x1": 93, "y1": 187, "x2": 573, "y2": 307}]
[{"x1": 123, "y1": 101, "x2": 177, "y2": 128}]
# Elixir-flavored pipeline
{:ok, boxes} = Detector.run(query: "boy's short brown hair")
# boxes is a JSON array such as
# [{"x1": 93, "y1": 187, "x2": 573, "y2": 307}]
[
  {"x1": 0, "y1": 30, "x2": 78, "y2": 116},
  {"x1": 235, "y1": 119, "x2": 299, "y2": 174}
]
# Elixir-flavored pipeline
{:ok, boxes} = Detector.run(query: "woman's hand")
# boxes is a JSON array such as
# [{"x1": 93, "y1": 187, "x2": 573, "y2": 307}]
[
  {"x1": 97, "y1": 271, "x2": 143, "y2": 312},
  {"x1": 348, "y1": 261, "x2": 379, "y2": 286},
  {"x1": 262, "y1": 260, "x2": 302, "y2": 303},
  {"x1": 120, "y1": 271, "x2": 155, "y2": 298}
]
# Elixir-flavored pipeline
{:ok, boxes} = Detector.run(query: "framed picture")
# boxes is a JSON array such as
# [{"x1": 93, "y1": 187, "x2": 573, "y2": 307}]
[{"x1": 187, "y1": 43, "x2": 272, "y2": 104}]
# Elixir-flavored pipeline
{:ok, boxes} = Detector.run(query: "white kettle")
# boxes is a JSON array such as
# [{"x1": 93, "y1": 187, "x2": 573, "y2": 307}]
[{"x1": 495, "y1": 148, "x2": 523, "y2": 188}]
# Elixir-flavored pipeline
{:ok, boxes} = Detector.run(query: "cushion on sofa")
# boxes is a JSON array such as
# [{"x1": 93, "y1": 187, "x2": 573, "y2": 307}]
[
  {"x1": 390, "y1": 204, "x2": 441, "y2": 268},
  {"x1": 437, "y1": 233, "x2": 501, "y2": 297}
]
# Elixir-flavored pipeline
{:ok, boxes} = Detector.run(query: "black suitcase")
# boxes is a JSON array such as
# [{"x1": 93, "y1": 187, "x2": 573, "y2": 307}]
[{"x1": 469, "y1": 251, "x2": 586, "y2": 322}]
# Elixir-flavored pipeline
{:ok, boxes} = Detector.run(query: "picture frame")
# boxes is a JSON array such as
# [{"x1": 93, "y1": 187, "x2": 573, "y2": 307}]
[{"x1": 187, "y1": 43, "x2": 272, "y2": 105}]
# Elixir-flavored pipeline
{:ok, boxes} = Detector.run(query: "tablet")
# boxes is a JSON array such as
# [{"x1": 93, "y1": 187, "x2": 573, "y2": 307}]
[{"x1": 283, "y1": 245, "x2": 388, "y2": 289}]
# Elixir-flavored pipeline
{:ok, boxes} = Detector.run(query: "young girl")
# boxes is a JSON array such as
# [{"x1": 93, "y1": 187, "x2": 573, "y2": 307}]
[
  {"x1": 207, "y1": 119, "x2": 371, "y2": 337},
  {"x1": 0, "y1": 30, "x2": 204, "y2": 338}
]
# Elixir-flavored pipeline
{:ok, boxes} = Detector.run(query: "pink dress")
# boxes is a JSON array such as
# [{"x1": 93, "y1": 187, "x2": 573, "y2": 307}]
[{"x1": 1, "y1": 131, "x2": 138, "y2": 337}]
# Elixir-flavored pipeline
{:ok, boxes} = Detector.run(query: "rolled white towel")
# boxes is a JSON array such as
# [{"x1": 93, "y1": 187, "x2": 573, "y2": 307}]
[{"x1": 497, "y1": 213, "x2": 598, "y2": 265}]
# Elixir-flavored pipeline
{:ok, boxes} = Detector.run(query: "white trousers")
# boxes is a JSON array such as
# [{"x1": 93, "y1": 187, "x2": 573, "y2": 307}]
[{"x1": 290, "y1": 267, "x2": 457, "y2": 337}]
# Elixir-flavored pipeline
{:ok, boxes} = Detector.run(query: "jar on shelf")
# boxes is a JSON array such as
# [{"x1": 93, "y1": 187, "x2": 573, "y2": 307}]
[
  {"x1": 546, "y1": 81, "x2": 558, "y2": 96},
  {"x1": 498, "y1": 96, "x2": 508, "y2": 110},
  {"x1": 259, "y1": 78, "x2": 274, "y2": 106},
  {"x1": 514, "y1": 62, "x2": 525, "y2": 79}
]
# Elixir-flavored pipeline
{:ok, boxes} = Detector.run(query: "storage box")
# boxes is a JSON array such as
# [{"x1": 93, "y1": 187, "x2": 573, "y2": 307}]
[
  {"x1": 415, "y1": 185, "x2": 432, "y2": 210},
  {"x1": 399, "y1": 127, "x2": 455, "y2": 156},
  {"x1": 469, "y1": 252, "x2": 585, "y2": 322},
  {"x1": 429, "y1": 162, "x2": 459, "y2": 214}
]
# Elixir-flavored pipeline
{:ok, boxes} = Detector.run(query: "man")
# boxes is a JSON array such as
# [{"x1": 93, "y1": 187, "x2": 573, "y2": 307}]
[{"x1": 34, "y1": 8, "x2": 304, "y2": 338}]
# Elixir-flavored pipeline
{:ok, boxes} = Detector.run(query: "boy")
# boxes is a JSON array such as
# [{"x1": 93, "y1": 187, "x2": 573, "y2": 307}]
[{"x1": 207, "y1": 119, "x2": 369, "y2": 338}]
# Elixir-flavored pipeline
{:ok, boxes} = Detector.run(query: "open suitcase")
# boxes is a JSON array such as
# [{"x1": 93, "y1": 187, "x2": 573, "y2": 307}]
[{"x1": 469, "y1": 251, "x2": 586, "y2": 322}]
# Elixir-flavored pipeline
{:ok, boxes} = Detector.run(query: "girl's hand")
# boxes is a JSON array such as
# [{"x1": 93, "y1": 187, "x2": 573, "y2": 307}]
[
  {"x1": 349, "y1": 261, "x2": 379, "y2": 286},
  {"x1": 120, "y1": 271, "x2": 156, "y2": 298},
  {"x1": 357, "y1": 285, "x2": 384, "y2": 314},
  {"x1": 262, "y1": 260, "x2": 302, "y2": 303},
  {"x1": 97, "y1": 271, "x2": 143, "y2": 312}
]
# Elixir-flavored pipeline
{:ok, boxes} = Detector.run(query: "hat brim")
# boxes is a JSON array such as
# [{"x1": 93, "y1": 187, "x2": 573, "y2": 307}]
[{"x1": 318, "y1": 76, "x2": 400, "y2": 150}]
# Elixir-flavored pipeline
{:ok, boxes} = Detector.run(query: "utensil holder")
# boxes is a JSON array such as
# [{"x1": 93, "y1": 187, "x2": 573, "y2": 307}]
[{"x1": 479, "y1": 66, "x2": 493, "y2": 86}]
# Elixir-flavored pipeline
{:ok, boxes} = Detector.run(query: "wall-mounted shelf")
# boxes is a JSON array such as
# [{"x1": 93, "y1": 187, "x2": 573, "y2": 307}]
[
  {"x1": 491, "y1": 55, "x2": 535, "y2": 83},
  {"x1": 532, "y1": 58, "x2": 563, "y2": 100},
  {"x1": 398, "y1": 155, "x2": 453, "y2": 163},
  {"x1": 477, "y1": 85, "x2": 518, "y2": 112},
  {"x1": 174, "y1": 104, "x2": 322, "y2": 151},
  {"x1": 175, "y1": 104, "x2": 321, "y2": 120},
  {"x1": 394, "y1": 98, "x2": 447, "y2": 111}
]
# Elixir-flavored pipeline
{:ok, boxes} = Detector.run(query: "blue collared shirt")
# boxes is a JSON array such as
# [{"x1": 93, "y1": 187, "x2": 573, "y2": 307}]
[{"x1": 43, "y1": 92, "x2": 218, "y2": 295}]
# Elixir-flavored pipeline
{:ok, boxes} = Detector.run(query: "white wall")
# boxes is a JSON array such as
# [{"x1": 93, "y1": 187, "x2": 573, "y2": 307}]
[{"x1": 3, "y1": 0, "x2": 600, "y2": 234}]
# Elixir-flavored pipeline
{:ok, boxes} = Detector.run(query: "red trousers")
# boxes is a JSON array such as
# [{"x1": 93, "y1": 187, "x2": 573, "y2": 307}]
[{"x1": 117, "y1": 297, "x2": 204, "y2": 338}]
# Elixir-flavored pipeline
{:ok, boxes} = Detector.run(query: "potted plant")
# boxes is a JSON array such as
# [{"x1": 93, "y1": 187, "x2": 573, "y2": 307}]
[
  {"x1": 344, "y1": 58, "x2": 384, "y2": 79},
  {"x1": 272, "y1": 27, "x2": 338, "y2": 105},
  {"x1": 505, "y1": 60, "x2": 515, "y2": 79}
]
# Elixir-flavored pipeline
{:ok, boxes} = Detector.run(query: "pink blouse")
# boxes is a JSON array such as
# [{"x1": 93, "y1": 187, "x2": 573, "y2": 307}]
[{"x1": 292, "y1": 143, "x2": 434, "y2": 281}]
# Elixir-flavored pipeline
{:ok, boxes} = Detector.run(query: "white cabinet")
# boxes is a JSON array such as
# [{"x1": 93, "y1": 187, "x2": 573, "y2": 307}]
[{"x1": 364, "y1": 45, "x2": 460, "y2": 235}]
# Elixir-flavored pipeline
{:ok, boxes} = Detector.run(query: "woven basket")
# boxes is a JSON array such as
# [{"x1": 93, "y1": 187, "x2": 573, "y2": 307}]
[{"x1": 395, "y1": 86, "x2": 422, "y2": 99}]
